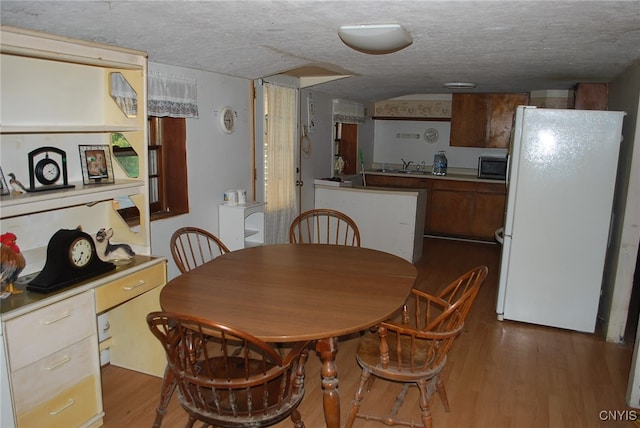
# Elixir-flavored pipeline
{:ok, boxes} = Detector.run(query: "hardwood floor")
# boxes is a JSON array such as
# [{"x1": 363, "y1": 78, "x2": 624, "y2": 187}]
[{"x1": 101, "y1": 237, "x2": 636, "y2": 428}]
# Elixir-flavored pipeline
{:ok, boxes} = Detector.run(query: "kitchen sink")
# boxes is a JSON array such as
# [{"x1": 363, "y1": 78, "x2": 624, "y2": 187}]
[{"x1": 369, "y1": 168, "x2": 398, "y2": 173}]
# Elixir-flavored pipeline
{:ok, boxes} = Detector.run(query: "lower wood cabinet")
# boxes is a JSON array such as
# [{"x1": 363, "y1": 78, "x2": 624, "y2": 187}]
[
  {"x1": 365, "y1": 174, "x2": 506, "y2": 241},
  {"x1": 428, "y1": 180, "x2": 475, "y2": 237}
]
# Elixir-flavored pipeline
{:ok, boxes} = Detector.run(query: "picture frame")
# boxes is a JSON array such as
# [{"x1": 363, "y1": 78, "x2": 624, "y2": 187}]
[
  {"x1": 0, "y1": 167, "x2": 9, "y2": 195},
  {"x1": 79, "y1": 145, "x2": 115, "y2": 185}
]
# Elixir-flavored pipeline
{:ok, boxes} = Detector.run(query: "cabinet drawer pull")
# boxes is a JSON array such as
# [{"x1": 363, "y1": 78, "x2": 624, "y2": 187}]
[
  {"x1": 123, "y1": 280, "x2": 146, "y2": 291},
  {"x1": 44, "y1": 355, "x2": 71, "y2": 370},
  {"x1": 48, "y1": 398, "x2": 75, "y2": 415},
  {"x1": 42, "y1": 311, "x2": 71, "y2": 325}
]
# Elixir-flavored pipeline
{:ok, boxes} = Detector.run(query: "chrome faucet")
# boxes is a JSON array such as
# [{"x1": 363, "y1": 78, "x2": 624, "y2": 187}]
[{"x1": 401, "y1": 158, "x2": 413, "y2": 170}]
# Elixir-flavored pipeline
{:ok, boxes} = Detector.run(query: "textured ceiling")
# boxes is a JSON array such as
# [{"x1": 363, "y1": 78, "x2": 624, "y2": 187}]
[{"x1": 1, "y1": 1, "x2": 639, "y2": 103}]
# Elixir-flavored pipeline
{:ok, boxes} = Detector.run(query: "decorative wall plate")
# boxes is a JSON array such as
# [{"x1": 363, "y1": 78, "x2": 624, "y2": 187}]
[
  {"x1": 424, "y1": 128, "x2": 439, "y2": 143},
  {"x1": 219, "y1": 106, "x2": 235, "y2": 134}
]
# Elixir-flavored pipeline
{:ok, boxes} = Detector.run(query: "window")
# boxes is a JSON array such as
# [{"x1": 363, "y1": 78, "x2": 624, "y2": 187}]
[{"x1": 148, "y1": 117, "x2": 189, "y2": 220}]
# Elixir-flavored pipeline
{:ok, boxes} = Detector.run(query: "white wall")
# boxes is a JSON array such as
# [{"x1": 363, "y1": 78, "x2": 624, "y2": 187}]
[
  {"x1": 601, "y1": 59, "x2": 640, "y2": 344},
  {"x1": 373, "y1": 119, "x2": 507, "y2": 169},
  {"x1": 602, "y1": 59, "x2": 640, "y2": 406},
  {"x1": 148, "y1": 62, "x2": 253, "y2": 281},
  {"x1": 300, "y1": 89, "x2": 334, "y2": 212},
  {"x1": 298, "y1": 89, "x2": 375, "y2": 212}
]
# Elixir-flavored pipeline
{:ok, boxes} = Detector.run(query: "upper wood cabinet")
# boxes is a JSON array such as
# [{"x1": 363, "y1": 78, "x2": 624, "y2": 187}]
[
  {"x1": 574, "y1": 83, "x2": 608, "y2": 110},
  {"x1": 450, "y1": 93, "x2": 529, "y2": 148}
]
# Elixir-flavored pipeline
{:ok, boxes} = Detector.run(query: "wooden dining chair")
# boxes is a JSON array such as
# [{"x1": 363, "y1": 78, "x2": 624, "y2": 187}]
[
  {"x1": 345, "y1": 265, "x2": 488, "y2": 428},
  {"x1": 289, "y1": 208, "x2": 361, "y2": 246},
  {"x1": 147, "y1": 311, "x2": 310, "y2": 428},
  {"x1": 170, "y1": 226, "x2": 230, "y2": 274}
]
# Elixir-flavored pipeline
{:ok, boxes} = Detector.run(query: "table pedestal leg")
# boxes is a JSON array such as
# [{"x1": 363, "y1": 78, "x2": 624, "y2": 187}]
[{"x1": 316, "y1": 337, "x2": 340, "y2": 428}]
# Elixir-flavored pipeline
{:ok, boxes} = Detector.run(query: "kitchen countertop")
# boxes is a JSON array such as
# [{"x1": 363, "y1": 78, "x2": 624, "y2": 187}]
[
  {"x1": 364, "y1": 167, "x2": 506, "y2": 184},
  {"x1": 1, "y1": 255, "x2": 165, "y2": 319}
]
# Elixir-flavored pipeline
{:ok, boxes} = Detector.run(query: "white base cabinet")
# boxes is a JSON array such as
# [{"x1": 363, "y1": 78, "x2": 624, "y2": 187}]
[
  {"x1": 219, "y1": 202, "x2": 266, "y2": 251},
  {"x1": 315, "y1": 185, "x2": 427, "y2": 263},
  {"x1": 4, "y1": 292, "x2": 102, "y2": 428}
]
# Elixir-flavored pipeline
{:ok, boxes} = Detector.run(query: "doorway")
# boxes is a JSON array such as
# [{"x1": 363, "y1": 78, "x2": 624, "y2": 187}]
[{"x1": 335, "y1": 122, "x2": 358, "y2": 175}]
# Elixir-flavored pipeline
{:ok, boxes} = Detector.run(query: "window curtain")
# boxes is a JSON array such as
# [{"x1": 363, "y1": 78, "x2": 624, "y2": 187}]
[
  {"x1": 264, "y1": 82, "x2": 298, "y2": 244},
  {"x1": 332, "y1": 99, "x2": 365, "y2": 124},
  {"x1": 110, "y1": 73, "x2": 137, "y2": 117},
  {"x1": 147, "y1": 70, "x2": 199, "y2": 118}
]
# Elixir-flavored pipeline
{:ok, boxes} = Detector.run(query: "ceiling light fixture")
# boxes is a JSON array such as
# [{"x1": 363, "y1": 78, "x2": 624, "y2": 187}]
[
  {"x1": 443, "y1": 82, "x2": 477, "y2": 89},
  {"x1": 338, "y1": 24, "x2": 413, "y2": 54}
]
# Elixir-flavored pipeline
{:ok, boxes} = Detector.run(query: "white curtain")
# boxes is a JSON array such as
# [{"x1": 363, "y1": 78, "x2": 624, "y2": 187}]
[
  {"x1": 110, "y1": 72, "x2": 137, "y2": 117},
  {"x1": 332, "y1": 99, "x2": 365, "y2": 124},
  {"x1": 264, "y1": 82, "x2": 298, "y2": 244},
  {"x1": 147, "y1": 70, "x2": 199, "y2": 118}
]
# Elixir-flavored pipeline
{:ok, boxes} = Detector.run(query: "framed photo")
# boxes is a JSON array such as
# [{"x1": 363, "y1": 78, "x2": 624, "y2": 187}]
[
  {"x1": 79, "y1": 145, "x2": 115, "y2": 184},
  {"x1": 0, "y1": 167, "x2": 9, "y2": 195}
]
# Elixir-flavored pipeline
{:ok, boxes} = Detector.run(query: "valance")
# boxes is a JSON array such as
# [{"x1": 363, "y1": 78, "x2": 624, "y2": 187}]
[
  {"x1": 148, "y1": 70, "x2": 199, "y2": 118},
  {"x1": 332, "y1": 99, "x2": 365, "y2": 124}
]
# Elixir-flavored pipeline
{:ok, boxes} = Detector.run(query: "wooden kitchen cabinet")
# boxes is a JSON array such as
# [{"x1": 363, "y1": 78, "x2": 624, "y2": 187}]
[
  {"x1": 450, "y1": 93, "x2": 529, "y2": 148},
  {"x1": 450, "y1": 94, "x2": 490, "y2": 148},
  {"x1": 574, "y1": 83, "x2": 608, "y2": 110},
  {"x1": 428, "y1": 180, "x2": 474, "y2": 237},
  {"x1": 471, "y1": 182, "x2": 507, "y2": 240}
]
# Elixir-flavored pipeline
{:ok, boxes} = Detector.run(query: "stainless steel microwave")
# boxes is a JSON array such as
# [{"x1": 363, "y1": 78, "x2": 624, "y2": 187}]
[{"x1": 478, "y1": 156, "x2": 507, "y2": 180}]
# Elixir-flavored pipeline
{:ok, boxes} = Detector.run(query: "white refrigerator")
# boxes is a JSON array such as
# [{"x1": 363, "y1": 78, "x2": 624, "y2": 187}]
[{"x1": 496, "y1": 106, "x2": 625, "y2": 333}]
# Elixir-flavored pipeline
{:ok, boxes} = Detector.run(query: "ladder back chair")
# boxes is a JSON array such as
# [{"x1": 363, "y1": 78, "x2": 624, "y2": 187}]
[
  {"x1": 170, "y1": 226, "x2": 230, "y2": 274},
  {"x1": 289, "y1": 208, "x2": 361, "y2": 247},
  {"x1": 345, "y1": 265, "x2": 488, "y2": 428},
  {"x1": 147, "y1": 312, "x2": 310, "y2": 428}
]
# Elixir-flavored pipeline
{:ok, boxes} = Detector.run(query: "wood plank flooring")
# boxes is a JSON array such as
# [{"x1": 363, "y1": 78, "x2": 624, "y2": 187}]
[{"x1": 100, "y1": 237, "x2": 636, "y2": 428}]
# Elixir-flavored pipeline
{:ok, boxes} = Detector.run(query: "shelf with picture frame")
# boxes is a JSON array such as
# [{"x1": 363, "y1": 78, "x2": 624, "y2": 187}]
[
  {"x1": 0, "y1": 26, "x2": 170, "y2": 428},
  {"x1": 0, "y1": 25, "x2": 150, "y2": 253}
]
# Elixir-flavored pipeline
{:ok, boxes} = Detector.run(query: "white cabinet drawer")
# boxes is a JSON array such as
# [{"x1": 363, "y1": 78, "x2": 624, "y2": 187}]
[
  {"x1": 16, "y1": 375, "x2": 100, "y2": 428},
  {"x1": 12, "y1": 336, "x2": 99, "y2": 415},
  {"x1": 95, "y1": 262, "x2": 166, "y2": 313},
  {"x1": 5, "y1": 292, "x2": 95, "y2": 371}
]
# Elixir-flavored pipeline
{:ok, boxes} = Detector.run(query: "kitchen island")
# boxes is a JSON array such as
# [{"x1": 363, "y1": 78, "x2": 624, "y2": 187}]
[
  {"x1": 364, "y1": 168, "x2": 506, "y2": 241},
  {"x1": 314, "y1": 185, "x2": 426, "y2": 263}
]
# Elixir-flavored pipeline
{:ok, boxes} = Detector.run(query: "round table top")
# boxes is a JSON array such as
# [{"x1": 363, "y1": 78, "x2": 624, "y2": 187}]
[{"x1": 160, "y1": 243, "x2": 417, "y2": 342}]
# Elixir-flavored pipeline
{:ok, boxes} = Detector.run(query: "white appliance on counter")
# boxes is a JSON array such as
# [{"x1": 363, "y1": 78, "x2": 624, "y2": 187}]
[{"x1": 496, "y1": 106, "x2": 625, "y2": 333}]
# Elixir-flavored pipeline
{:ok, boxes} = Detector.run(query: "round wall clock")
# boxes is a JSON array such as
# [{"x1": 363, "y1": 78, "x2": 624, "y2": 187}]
[
  {"x1": 34, "y1": 155, "x2": 61, "y2": 186},
  {"x1": 219, "y1": 106, "x2": 235, "y2": 134},
  {"x1": 424, "y1": 128, "x2": 439, "y2": 144}
]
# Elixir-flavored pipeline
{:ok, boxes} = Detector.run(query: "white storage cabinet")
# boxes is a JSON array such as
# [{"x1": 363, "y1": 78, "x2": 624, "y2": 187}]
[{"x1": 218, "y1": 202, "x2": 265, "y2": 251}]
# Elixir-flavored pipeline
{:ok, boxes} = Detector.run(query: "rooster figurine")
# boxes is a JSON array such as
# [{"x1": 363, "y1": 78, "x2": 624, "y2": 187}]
[{"x1": 1, "y1": 232, "x2": 25, "y2": 294}]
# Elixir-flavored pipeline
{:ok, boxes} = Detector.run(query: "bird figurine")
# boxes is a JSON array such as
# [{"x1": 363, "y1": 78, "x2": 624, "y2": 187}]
[
  {"x1": 1, "y1": 232, "x2": 25, "y2": 294},
  {"x1": 8, "y1": 173, "x2": 27, "y2": 194}
]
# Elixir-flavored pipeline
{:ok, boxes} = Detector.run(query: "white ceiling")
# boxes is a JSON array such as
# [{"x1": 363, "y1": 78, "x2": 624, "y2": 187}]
[{"x1": 1, "y1": 1, "x2": 639, "y2": 103}]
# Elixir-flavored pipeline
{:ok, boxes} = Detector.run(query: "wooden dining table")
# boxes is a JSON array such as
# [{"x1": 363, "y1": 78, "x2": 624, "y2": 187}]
[{"x1": 159, "y1": 243, "x2": 418, "y2": 428}]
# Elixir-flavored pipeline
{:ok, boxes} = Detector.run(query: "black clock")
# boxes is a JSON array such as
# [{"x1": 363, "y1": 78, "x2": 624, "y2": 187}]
[
  {"x1": 27, "y1": 146, "x2": 74, "y2": 192},
  {"x1": 34, "y1": 155, "x2": 61, "y2": 185},
  {"x1": 27, "y1": 228, "x2": 115, "y2": 293}
]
